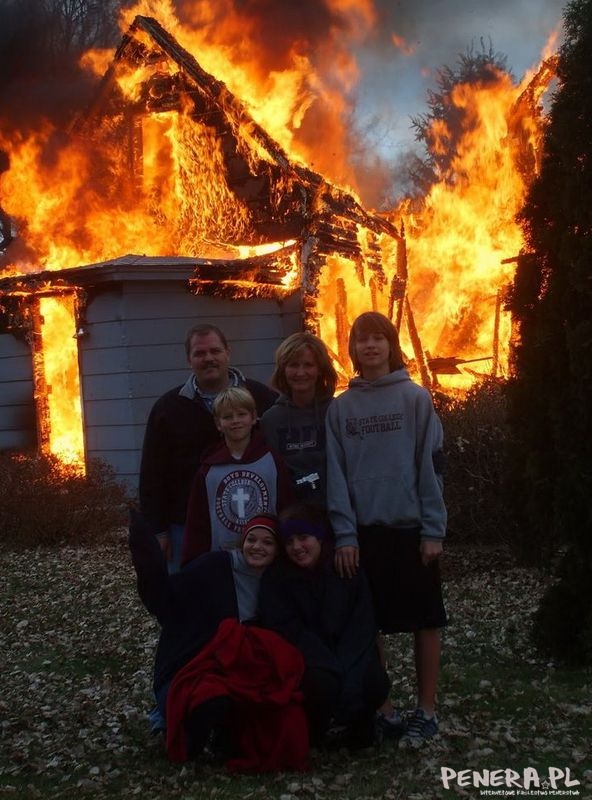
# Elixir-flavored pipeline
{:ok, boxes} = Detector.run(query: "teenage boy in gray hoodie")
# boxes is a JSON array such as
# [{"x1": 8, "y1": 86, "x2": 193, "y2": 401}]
[{"x1": 326, "y1": 311, "x2": 447, "y2": 744}]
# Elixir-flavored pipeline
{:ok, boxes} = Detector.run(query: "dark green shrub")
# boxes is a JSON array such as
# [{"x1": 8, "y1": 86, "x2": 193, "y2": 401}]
[
  {"x1": 532, "y1": 545, "x2": 592, "y2": 664},
  {"x1": 437, "y1": 378, "x2": 518, "y2": 546},
  {"x1": 504, "y1": 0, "x2": 592, "y2": 663},
  {"x1": 0, "y1": 451, "x2": 129, "y2": 548}
]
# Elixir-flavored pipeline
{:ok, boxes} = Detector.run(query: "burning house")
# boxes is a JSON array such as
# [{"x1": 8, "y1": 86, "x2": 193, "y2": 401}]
[{"x1": 0, "y1": 15, "x2": 408, "y2": 490}]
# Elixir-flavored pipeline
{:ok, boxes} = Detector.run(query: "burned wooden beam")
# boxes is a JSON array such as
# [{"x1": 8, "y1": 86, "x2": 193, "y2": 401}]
[
  {"x1": 363, "y1": 252, "x2": 384, "y2": 277},
  {"x1": 187, "y1": 244, "x2": 299, "y2": 289},
  {"x1": 0, "y1": 273, "x2": 78, "y2": 296},
  {"x1": 390, "y1": 228, "x2": 408, "y2": 329},
  {"x1": 492, "y1": 289, "x2": 502, "y2": 378},
  {"x1": 405, "y1": 296, "x2": 432, "y2": 389},
  {"x1": 191, "y1": 281, "x2": 295, "y2": 301},
  {"x1": 142, "y1": 71, "x2": 185, "y2": 111},
  {"x1": 369, "y1": 275, "x2": 379, "y2": 311},
  {"x1": 428, "y1": 355, "x2": 493, "y2": 375},
  {"x1": 335, "y1": 278, "x2": 349, "y2": 369},
  {"x1": 315, "y1": 214, "x2": 359, "y2": 235},
  {"x1": 318, "y1": 239, "x2": 361, "y2": 259},
  {"x1": 363, "y1": 231, "x2": 383, "y2": 259},
  {"x1": 131, "y1": 16, "x2": 293, "y2": 172},
  {"x1": 190, "y1": 263, "x2": 289, "y2": 286}
]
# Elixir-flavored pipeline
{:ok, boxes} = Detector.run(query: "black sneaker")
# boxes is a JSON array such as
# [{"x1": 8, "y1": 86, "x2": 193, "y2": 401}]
[
  {"x1": 401, "y1": 709, "x2": 439, "y2": 743},
  {"x1": 376, "y1": 710, "x2": 407, "y2": 740},
  {"x1": 346, "y1": 713, "x2": 378, "y2": 751}
]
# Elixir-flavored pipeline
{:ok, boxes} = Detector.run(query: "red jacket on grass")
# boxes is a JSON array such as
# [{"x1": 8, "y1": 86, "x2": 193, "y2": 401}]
[{"x1": 166, "y1": 618, "x2": 309, "y2": 772}]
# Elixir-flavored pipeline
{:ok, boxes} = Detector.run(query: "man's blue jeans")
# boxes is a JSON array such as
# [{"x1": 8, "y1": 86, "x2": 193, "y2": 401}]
[{"x1": 167, "y1": 522, "x2": 185, "y2": 574}]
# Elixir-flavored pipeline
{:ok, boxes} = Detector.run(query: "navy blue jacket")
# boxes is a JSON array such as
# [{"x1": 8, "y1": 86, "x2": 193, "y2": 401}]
[{"x1": 258, "y1": 556, "x2": 383, "y2": 719}]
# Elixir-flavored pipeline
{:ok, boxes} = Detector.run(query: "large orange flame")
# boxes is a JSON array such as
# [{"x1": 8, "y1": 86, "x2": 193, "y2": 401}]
[
  {"x1": 391, "y1": 56, "x2": 556, "y2": 390},
  {"x1": 0, "y1": 0, "x2": 559, "y2": 461},
  {"x1": 35, "y1": 295, "x2": 85, "y2": 467}
]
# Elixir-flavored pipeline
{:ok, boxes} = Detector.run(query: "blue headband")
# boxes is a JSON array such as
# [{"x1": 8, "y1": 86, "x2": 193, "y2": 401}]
[{"x1": 280, "y1": 518, "x2": 326, "y2": 542}]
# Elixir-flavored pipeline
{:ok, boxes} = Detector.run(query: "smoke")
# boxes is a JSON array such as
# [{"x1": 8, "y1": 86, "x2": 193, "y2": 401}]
[
  {"x1": 372, "y1": 0, "x2": 565, "y2": 65},
  {"x1": 0, "y1": 0, "x2": 119, "y2": 132},
  {"x1": 167, "y1": 0, "x2": 565, "y2": 204},
  {"x1": 171, "y1": 0, "x2": 373, "y2": 71},
  {"x1": 349, "y1": 0, "x2": 566, "y2": 203},
  {"x1": 0, "y1": 0, "x2": 566, "y2": 125},
  {"x1": 0, "y1": 0, "x2": 565, "y2": 204}
]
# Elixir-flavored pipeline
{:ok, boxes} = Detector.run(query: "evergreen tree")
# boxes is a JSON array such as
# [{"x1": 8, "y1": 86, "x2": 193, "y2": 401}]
[
  {"x1": 407, "y1": 40, "x2": 509, "y2": 196},
  {"x1": 507, "y1": 0, "x2": 592, "y2": 663}
]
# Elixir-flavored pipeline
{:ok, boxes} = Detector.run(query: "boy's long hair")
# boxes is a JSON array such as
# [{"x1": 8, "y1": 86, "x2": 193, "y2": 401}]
[
  {"x1": 213, "y1": 386, "x2": 256, "y2": 418},
  {"x1": 348, "y1": 312, "x2": 405, "y2": 374}
]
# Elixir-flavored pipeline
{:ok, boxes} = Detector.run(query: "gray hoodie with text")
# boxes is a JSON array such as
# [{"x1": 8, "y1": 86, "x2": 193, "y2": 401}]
[{"x1": 325, "y1": 368, "x2": 446, "y2": 548}]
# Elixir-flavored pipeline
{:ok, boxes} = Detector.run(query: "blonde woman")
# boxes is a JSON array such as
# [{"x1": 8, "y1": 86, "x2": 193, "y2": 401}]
[{"x1": 261, "y1": 332, "x2": 337, "y2": 508}]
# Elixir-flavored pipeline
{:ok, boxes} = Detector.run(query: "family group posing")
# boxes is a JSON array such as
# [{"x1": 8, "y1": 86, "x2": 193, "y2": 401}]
[{"x1": 129, "y1": 311, "x2": 447, "y2": 772}]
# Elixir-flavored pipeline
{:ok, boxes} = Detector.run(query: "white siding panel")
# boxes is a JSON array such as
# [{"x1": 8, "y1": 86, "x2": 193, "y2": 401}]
[{"x1": 0, "y1": 334, "x2": 36, "y2": 452}]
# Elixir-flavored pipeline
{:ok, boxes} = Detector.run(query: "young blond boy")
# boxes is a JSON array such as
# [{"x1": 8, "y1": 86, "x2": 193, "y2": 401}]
[{"x1": 182, "y1": 387, "x2": 293, "y2": 565}]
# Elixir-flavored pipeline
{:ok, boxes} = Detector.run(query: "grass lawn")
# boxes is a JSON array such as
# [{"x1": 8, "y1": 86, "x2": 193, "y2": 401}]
[{"x1": 1, "y1": 536, "x2": 591, "y2": 799}]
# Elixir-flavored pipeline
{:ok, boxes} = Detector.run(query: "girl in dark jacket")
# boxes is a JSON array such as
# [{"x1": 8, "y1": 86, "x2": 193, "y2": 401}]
[
  {"x1": 129, "y1": 510, "x2": 308, "y2": 771},
  {"x1": 258, "y1": 505, "x2": 390, "y2": 749}
]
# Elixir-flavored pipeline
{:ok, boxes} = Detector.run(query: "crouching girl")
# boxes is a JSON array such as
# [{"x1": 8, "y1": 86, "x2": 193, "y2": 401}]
[
  {"x1": 129, "y1": 509, "x2": 309, "y2": 772},
  {"x1": 258, "y1": 505, "x2": 390, "y2": 749}
]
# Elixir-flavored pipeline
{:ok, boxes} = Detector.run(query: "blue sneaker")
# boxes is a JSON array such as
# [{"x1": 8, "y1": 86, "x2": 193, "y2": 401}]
[
  {"x1": 401, "y1": 708, "x2": 438, "y2": 742},
  {"x1": 148, "y1": 705, "x2": 166, "y2": 735},
  {"x1": 376, "y1": 710, "x2": 407, "y2": 740}
]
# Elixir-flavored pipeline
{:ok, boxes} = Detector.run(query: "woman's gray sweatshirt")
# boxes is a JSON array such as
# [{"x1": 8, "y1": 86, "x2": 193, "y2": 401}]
[{"x1": 260, "y1": 395, "x2": 331, "y2": 507}]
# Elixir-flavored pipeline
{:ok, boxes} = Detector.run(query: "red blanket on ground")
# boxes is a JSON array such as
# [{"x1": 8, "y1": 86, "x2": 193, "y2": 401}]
[{"x1": 166, "y1": 618, "x2": 309, "y2": 772}]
